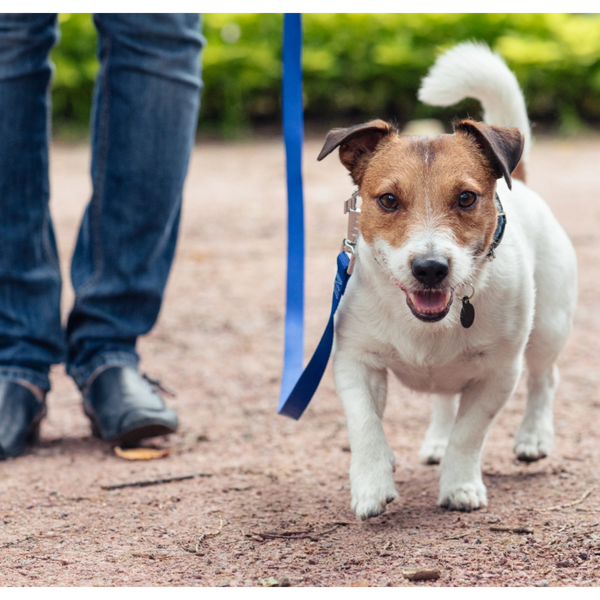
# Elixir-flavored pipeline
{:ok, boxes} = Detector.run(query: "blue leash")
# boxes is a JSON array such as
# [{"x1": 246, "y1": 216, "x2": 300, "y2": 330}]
[{"x1": 278, "y1": 14, "x2": 353, "y2": 420}]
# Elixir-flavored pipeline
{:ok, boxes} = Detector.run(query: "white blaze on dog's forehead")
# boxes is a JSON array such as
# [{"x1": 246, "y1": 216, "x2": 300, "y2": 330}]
[{"x1": 421, "y1": 137, "x2": 436, "y2": 214}]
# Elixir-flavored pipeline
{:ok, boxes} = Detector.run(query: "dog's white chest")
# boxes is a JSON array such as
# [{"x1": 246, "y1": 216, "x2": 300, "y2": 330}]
[{"x1": 386, "y1": 336, "x2": 490, "y2": 394}]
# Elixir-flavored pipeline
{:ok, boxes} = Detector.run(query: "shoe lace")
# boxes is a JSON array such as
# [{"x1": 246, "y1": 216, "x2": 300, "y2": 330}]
[{"x1": 142, "y1": 374, "x2": 176, "y2": 398}]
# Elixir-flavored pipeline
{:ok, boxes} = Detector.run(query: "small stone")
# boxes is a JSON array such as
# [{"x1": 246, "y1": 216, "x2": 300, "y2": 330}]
[{"x1": 535, "y1": 580, "x2": 550, "y2": 587}]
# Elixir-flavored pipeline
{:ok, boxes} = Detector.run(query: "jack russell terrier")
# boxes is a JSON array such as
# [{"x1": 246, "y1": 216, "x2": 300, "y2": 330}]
[{"x1": 317, "y1": 42, "x2": 577, "y2": 520}]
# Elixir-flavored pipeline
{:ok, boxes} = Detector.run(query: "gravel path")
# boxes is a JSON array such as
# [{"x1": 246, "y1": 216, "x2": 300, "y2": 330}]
[{"x1": 1, "y1": 136, "x2": 599, "y2": 586}]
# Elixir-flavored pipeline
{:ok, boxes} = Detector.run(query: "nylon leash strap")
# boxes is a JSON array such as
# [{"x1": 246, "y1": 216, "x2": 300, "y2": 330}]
[{"x1": 278, "y1": 13, "x2": 355, "y2": 419}]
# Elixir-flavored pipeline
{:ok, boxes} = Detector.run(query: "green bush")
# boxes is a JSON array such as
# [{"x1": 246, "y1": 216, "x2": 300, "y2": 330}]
[
  {"x1": 51, "y1": 13, "x2": 98, "y2": 136},
  {"x1": 49, "y1": 13, "x2": 600, "y2": 137}
]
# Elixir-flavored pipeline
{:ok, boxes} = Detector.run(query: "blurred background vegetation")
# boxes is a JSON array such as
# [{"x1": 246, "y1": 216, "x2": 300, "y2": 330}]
[{"x1": 51, "y1": 13, "x2": 600, "y2": 139}]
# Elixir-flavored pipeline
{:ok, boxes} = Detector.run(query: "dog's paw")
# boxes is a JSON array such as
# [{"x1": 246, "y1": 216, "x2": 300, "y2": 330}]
[
  {"x1": 513, "y1": 426, "x2": 553, "y2": 463},
  {"x1": 438, "y1": 481, "x2": 487, "y2": 512},
  {"x1": 350, "y1": 448, "x2": 398, "y2": 520},
  {"x1": 418, "y1": 439, "x2": 447, "y2": 465},
  {"x1": 351, "y1": 480, "x2": 399, "y2": 521}
]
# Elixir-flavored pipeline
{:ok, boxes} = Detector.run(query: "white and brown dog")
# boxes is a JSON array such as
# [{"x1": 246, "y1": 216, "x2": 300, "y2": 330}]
[{"x1": 318, "y1": 42, "x2": 577, "y2": 520}]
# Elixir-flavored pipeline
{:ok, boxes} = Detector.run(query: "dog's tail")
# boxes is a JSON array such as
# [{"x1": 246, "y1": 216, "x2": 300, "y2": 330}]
[{"x1": 418, "y1": 41, "x2": 530, "y2": 178}]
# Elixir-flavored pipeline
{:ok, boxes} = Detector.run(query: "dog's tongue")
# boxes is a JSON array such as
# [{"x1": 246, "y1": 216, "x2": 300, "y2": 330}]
[{"x1": 410, "y1": 290, "x2": 451, "y2": 314}]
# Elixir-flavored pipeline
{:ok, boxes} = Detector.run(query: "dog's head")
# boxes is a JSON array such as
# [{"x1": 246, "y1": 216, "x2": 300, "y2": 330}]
[{"x1": 318, "y1": 119, "x2": 523, "y2": 324}]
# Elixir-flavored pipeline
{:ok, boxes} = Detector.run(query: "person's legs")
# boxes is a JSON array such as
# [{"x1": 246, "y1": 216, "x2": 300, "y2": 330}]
[
  {"x1": 66, "y1": 13, "x2": 203, "y2": 388},
  {"x1": 66, "y1": 14, "x2": 203, "y2": 442},
  {"x1": 0, "y1": 13, "x2": 63, "y2": 392},
  {"x1": 0, "y1": 13, "x2": 61, "y2": 458}
]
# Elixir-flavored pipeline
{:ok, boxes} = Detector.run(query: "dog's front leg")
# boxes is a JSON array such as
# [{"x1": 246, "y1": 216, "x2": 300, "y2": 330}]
[
  {"x1": 334, "y1": 353, "x2": 398, "y2": 520},
  {"x1": 438, "y1": 362, "x2": 522, "y2": 511}
]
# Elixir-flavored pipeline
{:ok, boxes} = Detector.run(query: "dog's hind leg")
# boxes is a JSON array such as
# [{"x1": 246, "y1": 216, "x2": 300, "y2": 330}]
[
  {"x1": 419, "y1": 394, "x2": 459, "y2": 464},
  {"x1": 515, "y1": 266, "x2": 574, "y2": 462},
  {"x1": 334, "y1": 354, "x2": 398, "y2": 521},
  {"x1": 514, "y1": 362, "x2": 558, "y2": 463}
]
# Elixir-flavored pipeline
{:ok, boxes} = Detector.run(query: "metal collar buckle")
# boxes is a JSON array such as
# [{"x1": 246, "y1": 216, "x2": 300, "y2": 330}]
[{"x1": 341, "y1": 189, "x2": 361, "y2": 274}]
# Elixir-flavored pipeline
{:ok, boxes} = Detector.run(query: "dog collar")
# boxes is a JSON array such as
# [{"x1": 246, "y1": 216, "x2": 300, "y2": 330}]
[{"x1": 486, "y1": 194, "x2": 506, "y2": 259}]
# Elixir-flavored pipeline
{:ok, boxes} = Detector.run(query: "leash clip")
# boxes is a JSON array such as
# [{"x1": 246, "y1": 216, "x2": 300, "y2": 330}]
[{"x1": 342, "y1": 189, "x2": 361, "y2": 274}]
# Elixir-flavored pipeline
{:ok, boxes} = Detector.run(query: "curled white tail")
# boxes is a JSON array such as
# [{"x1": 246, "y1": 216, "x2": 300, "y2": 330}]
[{"x1": 418, "y1": 42, "x2": 531, "y2": 161}]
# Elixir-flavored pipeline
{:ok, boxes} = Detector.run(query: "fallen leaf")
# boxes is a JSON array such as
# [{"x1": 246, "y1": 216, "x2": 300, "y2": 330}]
[
  {"x1": 113, "y1": 447, "x2": 171, "y2": 461},
  {"x1": 350, "y1": 581, "x2": 369, "y2": 587},
  {"x1": 190, "y1": 251, "x2": 208, "y2": 262}
]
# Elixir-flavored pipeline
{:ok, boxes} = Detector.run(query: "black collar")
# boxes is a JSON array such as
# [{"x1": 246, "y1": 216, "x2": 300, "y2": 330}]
[{"x1": 486, "y1": 194, "x2": 506, "y2": 259}]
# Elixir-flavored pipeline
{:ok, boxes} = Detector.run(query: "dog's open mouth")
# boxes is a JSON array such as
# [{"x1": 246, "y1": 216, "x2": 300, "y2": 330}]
[{"x1": 406, "y1": 289, "x2": 453, "y2": 322}]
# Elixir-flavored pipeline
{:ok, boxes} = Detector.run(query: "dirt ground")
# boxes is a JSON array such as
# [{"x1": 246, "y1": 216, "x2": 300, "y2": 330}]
[{"x1": 1, "y1": 134, "x2": 600, "y2": 587}]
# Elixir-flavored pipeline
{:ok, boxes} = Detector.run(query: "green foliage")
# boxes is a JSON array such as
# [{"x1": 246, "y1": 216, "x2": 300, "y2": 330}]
[
  {"x1": 51, "y1": 14, "x2": 98, "y2": 136},
  {"x1": 49, "y1": 13, "x2": 600, "y2": 137}
]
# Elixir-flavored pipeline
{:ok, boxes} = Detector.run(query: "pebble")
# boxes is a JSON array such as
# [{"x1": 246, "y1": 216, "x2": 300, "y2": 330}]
[{"x1": 535, "y1": 580, "x2": 550, "y2": 587}]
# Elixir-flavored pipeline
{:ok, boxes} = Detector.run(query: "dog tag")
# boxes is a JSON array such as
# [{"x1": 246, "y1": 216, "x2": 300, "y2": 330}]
[{"x1": 460, "y1": 297, "x2": 475, "y2": 329}]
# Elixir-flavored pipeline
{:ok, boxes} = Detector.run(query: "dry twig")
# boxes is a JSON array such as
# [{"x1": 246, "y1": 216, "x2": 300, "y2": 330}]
[
  {"x1": 252, "y1": 526, "x2": 338, "y2": 541},
  {"x1": 100, "y1": 472, "x2": 211, "y2": 490},
  {"x1": 403, "y1": 568, "x2": 441, "y2": 582},
  {"x1": 444, "y1": 533, "x2": 469, "y2": 540},
  {"x1": 534, "y1": 486, "x2": 597, "y2": 513},
  {"x1": 194, "y1": 518, "x2": 224, "y2": 552},
  {"x1": 490, "y1": 526, "x2": 533, "y2": 534}
]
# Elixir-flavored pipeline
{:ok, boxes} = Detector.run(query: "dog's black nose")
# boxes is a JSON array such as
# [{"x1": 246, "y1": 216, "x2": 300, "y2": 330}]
[{"x1": 411, "y1": 257, "x2": 449, "y2": 286}]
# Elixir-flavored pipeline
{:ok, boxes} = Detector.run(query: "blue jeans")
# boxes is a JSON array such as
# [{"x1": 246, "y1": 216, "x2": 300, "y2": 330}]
[{"x1": 0, "y1": 14, "x2": 203, "y2": 390}]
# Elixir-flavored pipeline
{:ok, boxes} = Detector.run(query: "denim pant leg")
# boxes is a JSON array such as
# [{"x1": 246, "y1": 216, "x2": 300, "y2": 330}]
[
  {"x1": 0, "y1": 14, "x2": 63, "y2": 391},
  {"x1": 66, "y1": 14, "x2": 204, "y2": 389}
]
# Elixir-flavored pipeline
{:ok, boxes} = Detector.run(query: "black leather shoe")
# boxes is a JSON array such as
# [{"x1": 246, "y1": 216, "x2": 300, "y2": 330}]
[
  {"x1": 0, "y1": 381, "x2": 46, "y2": 460},
  {"x1": 82, "y1": 365, "x2": 178, "y2": 444}
]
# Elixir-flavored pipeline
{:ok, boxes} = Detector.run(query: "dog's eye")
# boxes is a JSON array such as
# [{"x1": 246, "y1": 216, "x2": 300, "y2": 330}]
[
  {"x1": 458, "y1": 191, "x2": 478, "y2": 209},
  {"x1": 378, "y1": 193, "x2": 399, "y2": 211}
]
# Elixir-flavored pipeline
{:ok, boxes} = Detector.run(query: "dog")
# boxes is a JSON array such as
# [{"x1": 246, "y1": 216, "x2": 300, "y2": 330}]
[{"x1": 317, "y1": 42, "x2": 578, "y2": 520}]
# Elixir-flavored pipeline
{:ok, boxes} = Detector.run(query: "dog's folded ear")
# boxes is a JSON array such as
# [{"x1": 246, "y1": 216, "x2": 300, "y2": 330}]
[
  {"x1": 454, "y1": 120, "x2": 524, "y2": 190},
  {"x1": 317, "y1": 120, "x2": 396, "y2": 174}
]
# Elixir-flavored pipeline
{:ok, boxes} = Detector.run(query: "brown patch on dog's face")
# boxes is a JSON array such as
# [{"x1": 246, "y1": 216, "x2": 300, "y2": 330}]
[
  {"x1": 318, "y1": 119, "x2": 523, "y2": 258},
  {"x1": 358, "y1": 133, "x2": 500, "y2": 257}
]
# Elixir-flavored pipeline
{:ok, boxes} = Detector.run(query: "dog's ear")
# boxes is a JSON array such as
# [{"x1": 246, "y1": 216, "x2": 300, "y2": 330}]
[
  {"x1": 317, "y1": 120, "x2": 396, "y2": 175},
  {"x1": 454, "y1": 119, "x2": 524, "y2": 190}
]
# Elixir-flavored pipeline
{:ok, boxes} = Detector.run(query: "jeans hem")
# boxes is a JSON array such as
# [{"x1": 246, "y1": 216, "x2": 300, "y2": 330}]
[
  {"x1": 68, "y1": 351, "x2": 139, "y2": 390},
  {"x1": 0, "y1": 367, "x2": 50, "y2": 391}
]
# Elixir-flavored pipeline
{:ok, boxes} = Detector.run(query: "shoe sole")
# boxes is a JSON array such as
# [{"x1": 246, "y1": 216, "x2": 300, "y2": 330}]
[
  {"x1": 84, "y1": 404, "x2": 176, "y2": 445},
  {"x1": 107, "y1": 422, "x2": 177, "y2": 446}
]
